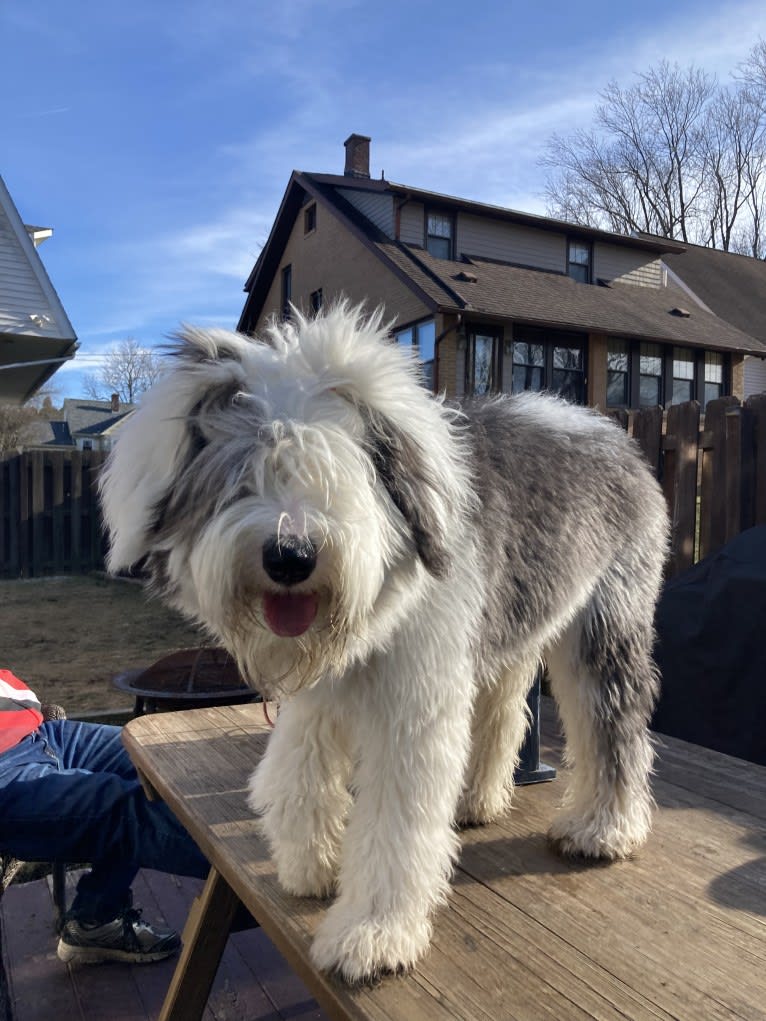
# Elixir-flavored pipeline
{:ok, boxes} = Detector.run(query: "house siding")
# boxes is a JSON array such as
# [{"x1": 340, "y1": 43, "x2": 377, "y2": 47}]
[
  {"x1": 398, "y1": 202, "x2": 425, "y2": 246},
  {"x1": 0, "y1": 202, "x2": 63, "y2": 335},
  {"x1": 744, "y1": 354, "x2": 766, "y2": 397},
  {"x1": 594, "y1": 244, "x2": 663, "y2": 288},
  {"x1": 457, "y1": 214, "x2": 564, "y2": 272},
  {"x1": 254, "y1": 200, "x2": 430, "y2": 331},
  {"x1": 338, "y1": 188, "x2": 395, "y2": 237}
]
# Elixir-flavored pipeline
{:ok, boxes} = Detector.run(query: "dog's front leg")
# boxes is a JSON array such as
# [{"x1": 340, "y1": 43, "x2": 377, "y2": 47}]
[
  {"x1": 247, "y1": 689, "x2": 351, "y2": 898},
  {"x1": 310, "y1": 666, "x2": 472, "y2": 982}
]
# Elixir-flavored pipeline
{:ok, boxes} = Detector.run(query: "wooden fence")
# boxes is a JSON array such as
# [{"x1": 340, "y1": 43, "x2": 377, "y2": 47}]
[
  {"x1": 1, "y1": 394, "x2": 765, "y2": 579},
  {"x1": 610, "y1": 393, "x2": 766, "y2": 577},
  {"x1": 0, "y1": 449, "x2": 107, "y2": 578}
]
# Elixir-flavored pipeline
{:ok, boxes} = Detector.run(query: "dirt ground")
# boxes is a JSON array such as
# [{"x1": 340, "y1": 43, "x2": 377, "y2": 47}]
[{"x1": 0, "y1": 574, "x2": 205, "y2": 714}]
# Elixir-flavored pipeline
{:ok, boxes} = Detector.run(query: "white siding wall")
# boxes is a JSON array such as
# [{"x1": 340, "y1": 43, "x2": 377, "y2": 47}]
[
  {"x1": 0, "y1": 204, "x2": 58, "y2": 334},
  {"x1": 338, "y1": 188, "x2": 395, "y2": 237},
  {"x1": 744, "y1": 355, "x2": 766, "y2": 397},
  {"x1": 594, "y1": 244, "x2": 663, "y2": 288},
  {"x1": 457, "y1": 214, "x2": 564, "y2": 271}
]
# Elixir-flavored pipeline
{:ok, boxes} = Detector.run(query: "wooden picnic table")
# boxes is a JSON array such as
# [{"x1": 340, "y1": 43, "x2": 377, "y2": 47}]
[{"x1": 122, "y1": 698, "x2": 766, "y2": 1021}]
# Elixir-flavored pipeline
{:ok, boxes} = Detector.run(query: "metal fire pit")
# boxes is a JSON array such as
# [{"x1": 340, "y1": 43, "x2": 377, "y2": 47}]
[{"x1": 113, "y1": 647, "x2": 261, "y2": 716}]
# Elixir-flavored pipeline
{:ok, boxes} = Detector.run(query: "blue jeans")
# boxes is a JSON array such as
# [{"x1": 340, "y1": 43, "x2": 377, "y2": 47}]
[{"x1": 0, "y1": 719, "x2": 209, "y2": 924}]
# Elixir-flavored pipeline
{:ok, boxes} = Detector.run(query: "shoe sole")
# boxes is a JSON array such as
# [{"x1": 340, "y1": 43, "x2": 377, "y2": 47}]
[{"x1": 57, "y1": 939, "x2": 178, "y2": 965}]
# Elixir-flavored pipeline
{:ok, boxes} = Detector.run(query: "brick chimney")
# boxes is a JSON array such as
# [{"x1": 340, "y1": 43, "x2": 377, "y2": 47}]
[
  {"x1": 344, "y1": 134, "x2": 371, "y2": 179},
  {"x1": 110, "y1": 393, "x2": 120, "y2": 413}
]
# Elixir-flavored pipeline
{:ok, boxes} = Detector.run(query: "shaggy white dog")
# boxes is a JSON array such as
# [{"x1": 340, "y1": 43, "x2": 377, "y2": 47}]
[{"x1": 100, "y1": 304, "x2": 669, "y2": 983}]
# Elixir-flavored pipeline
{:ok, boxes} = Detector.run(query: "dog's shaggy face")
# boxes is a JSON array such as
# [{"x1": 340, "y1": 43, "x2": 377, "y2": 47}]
[{"x1": 100, "y1": 305, "x2": 469, "y2": 697}]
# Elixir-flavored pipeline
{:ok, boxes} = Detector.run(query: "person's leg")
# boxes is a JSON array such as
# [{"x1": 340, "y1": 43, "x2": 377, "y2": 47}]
[{"x1": 0, "y1": 722, "x2": 209, "y2": 923}]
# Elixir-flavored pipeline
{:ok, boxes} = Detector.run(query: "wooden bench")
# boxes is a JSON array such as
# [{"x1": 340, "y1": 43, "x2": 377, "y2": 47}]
[{"x1": 122, "y1": 699, "x2": 766, "y2": 1021}]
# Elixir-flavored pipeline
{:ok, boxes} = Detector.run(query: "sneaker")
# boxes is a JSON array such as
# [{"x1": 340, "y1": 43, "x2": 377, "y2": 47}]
[{"x1": 57, "y1": 907, "x2": 181, "y2": 965}]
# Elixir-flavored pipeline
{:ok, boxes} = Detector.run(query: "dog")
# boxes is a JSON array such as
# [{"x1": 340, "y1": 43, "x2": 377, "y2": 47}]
[{"x1": 100, "y1": 303, "x2": 669, "y2": 983}]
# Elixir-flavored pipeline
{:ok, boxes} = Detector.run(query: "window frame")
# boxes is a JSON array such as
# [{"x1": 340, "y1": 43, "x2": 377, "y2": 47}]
[
  {"x1": 567, "y1": 238, "x2": 592, "y2": 284},
  {"x1": 510, "y1": 325, "x2": 588, "y2": 404},
  {"x1": 280, "y1": 264, "x2": 292, "y2": 319},
  {"x1": 394, "y1": 317, "x2": 437, "y2": 389},
  {"x1": 605, "y1": 339, "x2": 731, "y2": 410},
  {"x1": 309, "y1": 288, "x2": 323, "y2": 314},
  {"x1": 303, "y1": 203, "x2": 317, "y2": 235},
  {"x1": 425, "y1": 209, "x2": 455, "y2": 260}
]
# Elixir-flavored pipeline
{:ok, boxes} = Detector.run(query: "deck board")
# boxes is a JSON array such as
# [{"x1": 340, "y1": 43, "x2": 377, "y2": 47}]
[{"x1": 3, "y1": 698, "x2": 765, "y2": 1021}]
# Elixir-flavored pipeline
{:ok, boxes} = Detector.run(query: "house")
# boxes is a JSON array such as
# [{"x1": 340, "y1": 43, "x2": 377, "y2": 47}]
[
  {"x1": 238, "y1": 135, "x2": 766, "y2": 411},
  {"x1": 25, "y1": 394, "x2": 135, "y2": 452},
  {"x1": 652, "y1": 239, "x2": 766, "y2": 398},
  {"x1": 0, "y1": 174, "x2": 78, "y2": 403}
]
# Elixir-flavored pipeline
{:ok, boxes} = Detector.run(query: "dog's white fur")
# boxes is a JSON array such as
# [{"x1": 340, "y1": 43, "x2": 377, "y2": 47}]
[{"x1": 100, "y1": 304, "x2": 669, "y2": 982}]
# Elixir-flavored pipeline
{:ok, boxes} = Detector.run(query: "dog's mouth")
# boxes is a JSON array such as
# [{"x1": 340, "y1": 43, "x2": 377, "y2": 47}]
[{"x1": 263, "y1": 591, "x2": 319, "y2": 637}]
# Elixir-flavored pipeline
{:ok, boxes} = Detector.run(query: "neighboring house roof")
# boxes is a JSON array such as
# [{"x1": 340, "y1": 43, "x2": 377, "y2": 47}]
[
  {"x1": 651, "y1": 239, "x2": 766, "y2": 349},
  {"x1": 62, "y1": 398, "x2": 135, "y2": 437},
  {"x1": 239, "y1": 170, "x2": 766, "y2": 357},
  {"x1": 0, "y1": 174, "x2": 78, "y2": 403},
  {"x1": 25, "y1": 398, "x2": 135, "y2": 449}
]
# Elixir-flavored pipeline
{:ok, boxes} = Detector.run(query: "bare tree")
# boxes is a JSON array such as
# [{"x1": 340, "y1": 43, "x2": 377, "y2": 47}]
[
  {"x1": 83, "y1": 338, "x2": 164, "y2": 405},
  {"x1": 542, "y1": 54, "x2": 766, "y2": 255},
  {"x1": 0, "y1": 404, "x2": 40, "y2": 454}
]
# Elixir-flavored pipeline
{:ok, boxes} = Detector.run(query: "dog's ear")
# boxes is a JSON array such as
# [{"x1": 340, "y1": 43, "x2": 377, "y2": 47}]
[
  {"x1": 99, "y1": 329, "x2": 247, "y2": 572},
  {"x1": 363, "y1": 407, "x2": 452, "y2": 578}
]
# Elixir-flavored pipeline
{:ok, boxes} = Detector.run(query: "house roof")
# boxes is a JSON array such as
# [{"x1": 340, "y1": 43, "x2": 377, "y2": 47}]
[
  {"x1": 0, "y1": 174, "x2": 78, "y2": 403},
  {"x1": 376, "y1": 246, "x2": 766, "y2": 355},
  {"x1": 26, "y1": 398, "x2": 136, "y2": 449},
  {"x1": 652, "y1": 239, "x2": 766, "y2": 349},
  {"x1": 239, "y1": 170, "x2": 766, "y2": 356},
  {"x1": 62, "y1": 398, "x2": 135, "y2": 436}
]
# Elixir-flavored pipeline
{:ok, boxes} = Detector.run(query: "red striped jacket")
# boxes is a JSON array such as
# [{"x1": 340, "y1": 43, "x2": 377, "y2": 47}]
[{"x1": 0, "y1": 670, "x2": 44, "y2": 754}]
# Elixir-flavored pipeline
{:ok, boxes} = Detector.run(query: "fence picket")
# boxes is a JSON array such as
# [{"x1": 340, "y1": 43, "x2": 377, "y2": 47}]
[{"x1": 0, "y1": 449, "x2": 105, "y2": 578}]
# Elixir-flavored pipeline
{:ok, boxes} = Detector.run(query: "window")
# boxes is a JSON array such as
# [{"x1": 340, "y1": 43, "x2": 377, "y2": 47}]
[
  {"x1": 280, "y1": 265, "x2": 292, "y2": 319},
  {"x1": 606, "y1": 339, "x2": 630, "y2": 407},
  {"x1": 639, "y1": 343, "x2": 663, "y2": 407},
  {"x1": 304, "y1": 203, "x2": 316, "y2": 234},
  {"x1": 395, "y1": 318, "x2": 436, "y2": 389},
  {"x1": 605, "y1": 340, "x2": 730, "y2": 410},
  {"x1": 567, "y1": 240, "x2": 591, "y2": 284},
  {"x1": 510, "y1": 326, "x2": 587, "y2": 403},
  {"x1": 310, "y1": 288, "x2": 323, "y2": 314},
  {"x1": 512, "y1": 342, "x2": 544, "y2": 394},
  {"x1": 468, "y1": 330, "x2": 499, "y2": 396},
  {"x1": 671, "y1": 347, "x2": 695, "y2": 405},
  {"x1": 704, "y1": 352, "x2": 724, "y2": 408},
  {"x1": 426, "y1": 211, "x2": 454, "y2": 260}
]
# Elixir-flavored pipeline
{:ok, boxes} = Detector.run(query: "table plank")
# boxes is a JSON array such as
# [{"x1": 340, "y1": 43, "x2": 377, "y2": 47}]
[{"x1": 123, "y1": 701, "x2": 766, "y2": 1021}]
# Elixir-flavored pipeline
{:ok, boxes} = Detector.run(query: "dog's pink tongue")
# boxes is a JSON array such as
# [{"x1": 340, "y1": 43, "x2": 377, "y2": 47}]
[{"x1": 263, "y1": 592, "x2": 319, "y2": 637}]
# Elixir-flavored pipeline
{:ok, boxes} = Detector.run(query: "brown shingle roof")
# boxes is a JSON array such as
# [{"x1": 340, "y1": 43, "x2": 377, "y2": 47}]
[
  {"x1": 375, "y1": 244, "x2": 766, "y2": 355},
  {"x1": 659, "y1": 241, "x2": 766, "y2": 347}
]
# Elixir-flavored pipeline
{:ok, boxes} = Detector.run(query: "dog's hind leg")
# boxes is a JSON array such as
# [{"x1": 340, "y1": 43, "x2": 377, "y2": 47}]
[
  {"x1": 545, "y1": 581, "x2": 660, "y2": 860},
  {"x1": 457, "y1": 656, "x2": 539, "y2": 825},
  {"x1": 247, "y1": 688, "x2": 352, "y2": 897}
]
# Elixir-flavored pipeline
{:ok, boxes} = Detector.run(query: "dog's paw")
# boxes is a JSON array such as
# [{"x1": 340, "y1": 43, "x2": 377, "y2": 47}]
[
  {"x1": 455, "y1": 787, "x2": 511, "y2": 827},
  {"x1": 274, "y1": 843, "x2": 337, "y2": 898},
  {"x1": 310, "y1": 903, "x2": 432, "y2": 983},
  {"x1": 548, "y1": 810, "x2": 649, "y2": 861}
]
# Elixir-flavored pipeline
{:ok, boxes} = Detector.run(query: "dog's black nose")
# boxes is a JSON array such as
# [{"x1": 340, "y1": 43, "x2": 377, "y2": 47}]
[{"x1": 262, "y1": 536, "x2": 317, "y2": 586}]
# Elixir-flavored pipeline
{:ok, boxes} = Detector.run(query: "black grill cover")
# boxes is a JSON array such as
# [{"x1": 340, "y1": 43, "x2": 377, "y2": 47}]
[{"x1": 652, "y1": 526, "x2": 766, "y2": 765}]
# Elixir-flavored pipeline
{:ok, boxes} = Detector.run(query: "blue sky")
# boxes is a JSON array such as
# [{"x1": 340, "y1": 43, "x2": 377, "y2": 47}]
[{"x1": 4, "y1": 0, "x2": 766, "y2": 400}]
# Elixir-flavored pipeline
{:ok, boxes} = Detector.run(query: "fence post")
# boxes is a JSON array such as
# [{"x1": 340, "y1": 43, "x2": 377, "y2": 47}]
[
  {"x1": 631, "y1": 405, "x2": 664, "y2": 478},
  {"x1": 663, "y1": 401, "x2": 700, "y2": 576},
  {"x1": 724, "y1": 403, "x2": 756, "y2": 543},
  {"x1": 699, "y1": 396, "x2": 739, "y2": 560}
]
